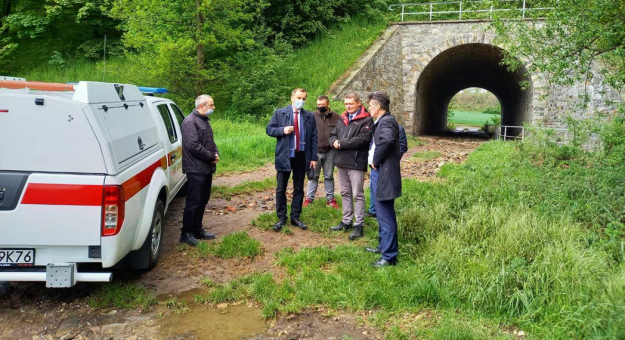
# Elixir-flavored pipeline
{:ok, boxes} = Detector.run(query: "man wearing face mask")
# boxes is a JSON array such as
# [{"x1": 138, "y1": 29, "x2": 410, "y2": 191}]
[
  {"x1": 304, "y1": 95, "x2": 340, "y2": 209},
  {"x1": 266, "y1": 88, "x2": 318, "y2": 231},
  {"x1": 180, "y1": 94, "x2": 219, "y2": 246}
]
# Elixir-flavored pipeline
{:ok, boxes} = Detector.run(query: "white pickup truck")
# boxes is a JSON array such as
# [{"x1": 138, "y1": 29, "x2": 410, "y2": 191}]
[{"x1": 0, "y1": 81, "x2": 187, "y2": 288}]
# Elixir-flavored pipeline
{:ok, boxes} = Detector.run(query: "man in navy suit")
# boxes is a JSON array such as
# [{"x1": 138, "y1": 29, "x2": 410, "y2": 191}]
[{"x1": 266, "y1": 88, "x2": 318, "y2": 231}]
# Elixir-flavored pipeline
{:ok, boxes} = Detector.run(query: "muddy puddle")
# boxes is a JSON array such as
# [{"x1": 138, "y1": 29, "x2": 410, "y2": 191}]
[{"x1": 158, "y1": 289, "x2": 269, "y2": 340}]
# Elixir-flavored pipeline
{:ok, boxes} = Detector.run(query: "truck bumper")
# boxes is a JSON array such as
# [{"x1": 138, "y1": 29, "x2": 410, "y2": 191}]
[{"x1": 0, "y1": 263, "x2": 112, "y2": 288}]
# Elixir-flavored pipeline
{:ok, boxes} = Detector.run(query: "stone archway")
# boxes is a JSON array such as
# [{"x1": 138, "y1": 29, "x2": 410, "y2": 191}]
[{"x1": 412, "y1": 43, "x2": 532, "y2": 134}]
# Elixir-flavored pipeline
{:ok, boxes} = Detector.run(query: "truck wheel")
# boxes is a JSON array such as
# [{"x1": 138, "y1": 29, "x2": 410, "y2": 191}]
[
  {"x1": 0, "y1": 281, "x2": 9, "y2": 296},
  {"x1": 146, "y1": 200, "x2": 165, "y2": 269}
]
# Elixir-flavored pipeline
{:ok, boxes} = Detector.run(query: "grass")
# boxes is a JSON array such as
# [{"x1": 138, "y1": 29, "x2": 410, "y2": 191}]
[
  {"x1": 181, "y1": 231, "x2": 263, "y2": 260},
  {"x1": 286, "y1": 17, "x2": 389, "y2": 112},
  {"x1": 407, "y1": 135, "x2": 427, "y2": 148},
  {"x1": 412, "y1": 150, "x2": 441, "y2": 161},
  {"x1": 87, "y1": 283, "x2": 157, "y2": 311},
  {"x1": 211, "y1": 177, "x2": 275, "y2": 199},
  {"x1": 449, "y1": 110, "x2": 498, "y2": 127},
  {"x1": 251, "y1": 194, "x2": 379, "y2": 238},
  {"x1": 230, "y1": 123, "x2": 625, "y2": 338},
  {"x1": 210, "y1": 121, "x2": 276, "y2": 174}
]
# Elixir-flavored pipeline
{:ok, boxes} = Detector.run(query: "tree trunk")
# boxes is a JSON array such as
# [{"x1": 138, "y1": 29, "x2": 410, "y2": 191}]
[{"x1": 195, "y1": 0, "x2": 205, "y2": 97}]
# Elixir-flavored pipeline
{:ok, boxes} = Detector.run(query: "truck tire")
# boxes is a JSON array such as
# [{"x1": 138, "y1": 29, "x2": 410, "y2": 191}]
[
  {"x1": 146, "y1": 200, "x2": 165, "y2": 269},
  {"x1": 0, "y1": 281, "x2": 9, "y2": 296},
  {"x1": 127, "y1": 200, "x2": 165, "y2": 270}
]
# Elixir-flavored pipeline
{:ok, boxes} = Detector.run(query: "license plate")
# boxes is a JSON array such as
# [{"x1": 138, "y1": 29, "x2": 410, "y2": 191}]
[{"x1": 0, "y1": 249, "x2": 35, "y2": 267}]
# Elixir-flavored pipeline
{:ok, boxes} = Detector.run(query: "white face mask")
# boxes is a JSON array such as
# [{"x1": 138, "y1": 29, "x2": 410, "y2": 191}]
[{"x1": 294, "y1": 99, "x2": 305, "y2": 110}]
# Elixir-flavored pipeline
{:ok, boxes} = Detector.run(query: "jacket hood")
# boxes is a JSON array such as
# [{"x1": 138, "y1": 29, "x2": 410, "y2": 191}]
[{"x1": 340, "y1": 105, "x2": 370, "y2": 125}]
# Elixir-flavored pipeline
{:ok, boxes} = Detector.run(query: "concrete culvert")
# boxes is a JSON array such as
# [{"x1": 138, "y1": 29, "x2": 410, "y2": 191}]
[{"x1": 414, "y1": 43, "x2": 532, "y2": 135}]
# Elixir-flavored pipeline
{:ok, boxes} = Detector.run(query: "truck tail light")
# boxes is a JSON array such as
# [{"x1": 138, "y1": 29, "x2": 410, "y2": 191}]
[
  {"x1": 0, "y1": 109, "x2": 8, "y2": 113},
  {"x1": 102, "y1": 185, "x2": 125, "y2": 237}
]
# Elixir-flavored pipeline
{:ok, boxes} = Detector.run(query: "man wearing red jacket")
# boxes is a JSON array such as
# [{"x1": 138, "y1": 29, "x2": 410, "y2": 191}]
[{"x1": 329, "y1": 93, "x2": 373, "y2": 240}]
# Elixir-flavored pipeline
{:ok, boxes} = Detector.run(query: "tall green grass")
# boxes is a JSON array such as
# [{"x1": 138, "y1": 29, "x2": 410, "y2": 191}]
[{"x1": 235, "y1": 121, "x2": 625, "y2": 338}]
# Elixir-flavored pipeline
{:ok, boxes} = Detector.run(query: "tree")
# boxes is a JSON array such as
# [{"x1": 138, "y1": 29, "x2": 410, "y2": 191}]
[
  {"x1": 491, "y1": 0, "x2": 625, "y2": 103},
  {"x1": 110, "y1": 0, "x2": 269, "y2": 101},
  {"x1": 0, "y1": 0, "x2": 121, "y2": 73}
]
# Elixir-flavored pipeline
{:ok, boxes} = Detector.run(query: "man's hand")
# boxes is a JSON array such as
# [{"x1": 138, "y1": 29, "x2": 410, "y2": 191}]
[
  {"x1": 333, "y1": 140, "x2": 340, "y2": 149},
  {"x1": 370, "y1": 163, "x2": 377, "y2": 170},
  {"x1": 212, "y1": 154, "x2": 220, "y2": 164},
  {"x1": 310, "y1": 161, "x2": 317, "y2": 169},
  {"x1": 284, "y1": 126, "x2": 294, "y2": 135}
]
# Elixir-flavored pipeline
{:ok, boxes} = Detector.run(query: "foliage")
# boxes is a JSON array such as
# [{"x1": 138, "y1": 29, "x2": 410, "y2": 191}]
[
  {"x1": 261, "y1": 0, "x2": 388, "y2": 44},
  {"x1": 190, "y1": 231, "x2": 263, "y2": 260},
  {"x1": 0, "y1": 0, "x2": 121, "y2": 73},
  {"x1": 240, "y1": 118, "x2": 625, "y2": 338},
  {"x1": 482, "y1": 106, "x2": 501, "y2": 115},
  {"x1": 87, "y1": 283, "x2": 157, "y2": 311},
  {"x1": 412, "y1": 150, "x2": 441, "y2": 161},
  {"x1": 449, "y1": 90, "x2": 500, "y2": 113},
  {"x1": 448, "y1": 110, "x2": 497, "y2": 127},
  {"x1": 491, "y1": 0, "x2": 625, "y2": 100}
]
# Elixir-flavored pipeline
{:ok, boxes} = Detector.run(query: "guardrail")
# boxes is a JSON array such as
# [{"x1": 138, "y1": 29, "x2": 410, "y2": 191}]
[{"x1": 389, "y1": 1, "x2": 553, "y2": 22}]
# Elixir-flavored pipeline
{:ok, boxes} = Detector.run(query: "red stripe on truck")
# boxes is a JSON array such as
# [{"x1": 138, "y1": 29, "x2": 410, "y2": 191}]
[
  {"x1": 122, "y1": 157, "x2": 168, "y2": 200},
  {"x1": 21, "y1": 184, "x2": 103, "y2": 206},
  {"x1": 20, "y1": 156, "x2": 168, "y2": 206}
]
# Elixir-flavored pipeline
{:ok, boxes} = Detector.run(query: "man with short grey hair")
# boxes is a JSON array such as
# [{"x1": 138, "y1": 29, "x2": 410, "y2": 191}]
[{"x1": 180, "y1": 94, "x2": 219, "y2": 246}]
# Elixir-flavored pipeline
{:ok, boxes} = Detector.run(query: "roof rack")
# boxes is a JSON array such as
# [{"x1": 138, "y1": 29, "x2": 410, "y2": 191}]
[{"x1": 0, "y1": 80, "x2": 74, "y2": 91}]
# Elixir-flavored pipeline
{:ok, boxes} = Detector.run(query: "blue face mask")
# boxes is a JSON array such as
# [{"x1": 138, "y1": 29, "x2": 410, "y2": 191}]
[
  {"x1": 294, "y1": 99, "x2": 305, "y2": 110},
  {"x1": 206, "y1": 109, "x2": 214, "y2": 115}
]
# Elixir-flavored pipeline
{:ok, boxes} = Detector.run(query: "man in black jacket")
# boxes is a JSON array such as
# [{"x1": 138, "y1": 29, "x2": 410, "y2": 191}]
[
  {"x1": 180, "y1": 94, "x2": 219, "y2": 246},
  {"x1": 366, "y1": 92, "x2": 402, "y2": 267},
  {"x1": 266, "y1": 88, "x2": 318, "y2": 232},
  {"x1": 329, "y1": 93, "x2": 373, "y2": 240}
]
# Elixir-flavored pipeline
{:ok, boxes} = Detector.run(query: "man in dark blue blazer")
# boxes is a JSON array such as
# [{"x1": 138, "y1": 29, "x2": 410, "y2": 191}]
[
  {"x1": 366, "y1": 92, "x2": 402, "y2": 267},
  {"x1": 266, "y1": 88, "x2": 318, "y2": 231}
]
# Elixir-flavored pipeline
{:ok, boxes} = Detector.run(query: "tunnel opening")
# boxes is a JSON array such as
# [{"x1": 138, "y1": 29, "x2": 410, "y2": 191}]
[{"x1": 413, "y1": 43, "x2": 532, "y2": 135}]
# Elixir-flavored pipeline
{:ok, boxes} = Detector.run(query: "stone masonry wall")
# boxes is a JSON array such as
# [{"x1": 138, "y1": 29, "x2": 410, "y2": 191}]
[
  {"x1": 332, "y1": 26, "x2": 405, "y2": 125},
  {"x1": 332, "y1": 21, "x2": 623, "y2": 135}
]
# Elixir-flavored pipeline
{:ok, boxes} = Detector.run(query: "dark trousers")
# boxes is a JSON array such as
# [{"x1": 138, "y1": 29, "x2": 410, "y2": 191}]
[
  {"x1": 369, "y1": 168, "x2": 378, "y2": 215},
  {"x1": 182, "y1": 173, "x2": 213, "y2": 234},
  {"x1": 276, "y1": 152, "x2": 306, "y2": 222},
  {"x1": 375, "y1": 198, "x2": 398, "y2": 261}
]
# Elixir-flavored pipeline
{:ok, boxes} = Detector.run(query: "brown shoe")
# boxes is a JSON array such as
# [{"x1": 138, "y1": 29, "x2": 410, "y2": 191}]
[{"x1": 327, "y1": 199, "x2": 340, "y2": 209}]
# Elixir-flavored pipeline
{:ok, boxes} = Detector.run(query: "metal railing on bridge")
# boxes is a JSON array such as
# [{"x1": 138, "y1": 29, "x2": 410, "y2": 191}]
[{"x1": 389, "y1": 1, "x2": 553, "y2": 22}]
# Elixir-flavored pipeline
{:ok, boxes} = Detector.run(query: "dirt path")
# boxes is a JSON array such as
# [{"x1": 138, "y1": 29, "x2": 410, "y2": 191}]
[{"x1": 0, "y1": 136, "x2": 484, "y2": 340}]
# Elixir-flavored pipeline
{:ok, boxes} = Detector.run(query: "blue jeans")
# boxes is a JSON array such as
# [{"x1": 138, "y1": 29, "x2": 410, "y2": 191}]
[
  {"x1": 369, "y1": 168, "x2": 378, "y2": 215},
  {"x1": 375, "y1": 198, "x2": 398, "y2": 261}
]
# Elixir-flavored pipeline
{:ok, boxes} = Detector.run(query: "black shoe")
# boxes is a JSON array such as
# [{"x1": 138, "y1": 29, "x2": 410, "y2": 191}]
[
  {"x1": 179, "y1": 232, "x2": 199, "y2": 247},
  {"x1": 194, "y1": 229, "x2": 216, "y2": 240},
  {"x1": 272, "y1": 220, "x2": 287, "y2": 232},
  {"x1": 290, "y1": 218, "x2": 308, "y2": 230},
  {"x1": 330, "y1": 221, "x2": 352, "y2": 232},
  {"x1": 365, "y1": 212, "x2": 377, "y2": 218},
  {"x1": 371, "y1": 258, "x2": 397, "y2": 267},
  {"x1": 349, "y1": 225, "x2": 364, "y2": 240},
  {"x1": 365, "y1": 247, "x2": 381, "y2": 254}
]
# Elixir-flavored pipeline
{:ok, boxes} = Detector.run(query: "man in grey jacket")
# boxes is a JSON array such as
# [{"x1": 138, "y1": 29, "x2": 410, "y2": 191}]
[{"x1": 180, "y1": 94, "x2": 219, "y2": 246}]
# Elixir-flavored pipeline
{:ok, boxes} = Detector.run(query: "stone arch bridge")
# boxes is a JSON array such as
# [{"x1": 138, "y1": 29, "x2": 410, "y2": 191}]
[{"x1": 331, "y1": 21, "x2": 622, "y2": 135}]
